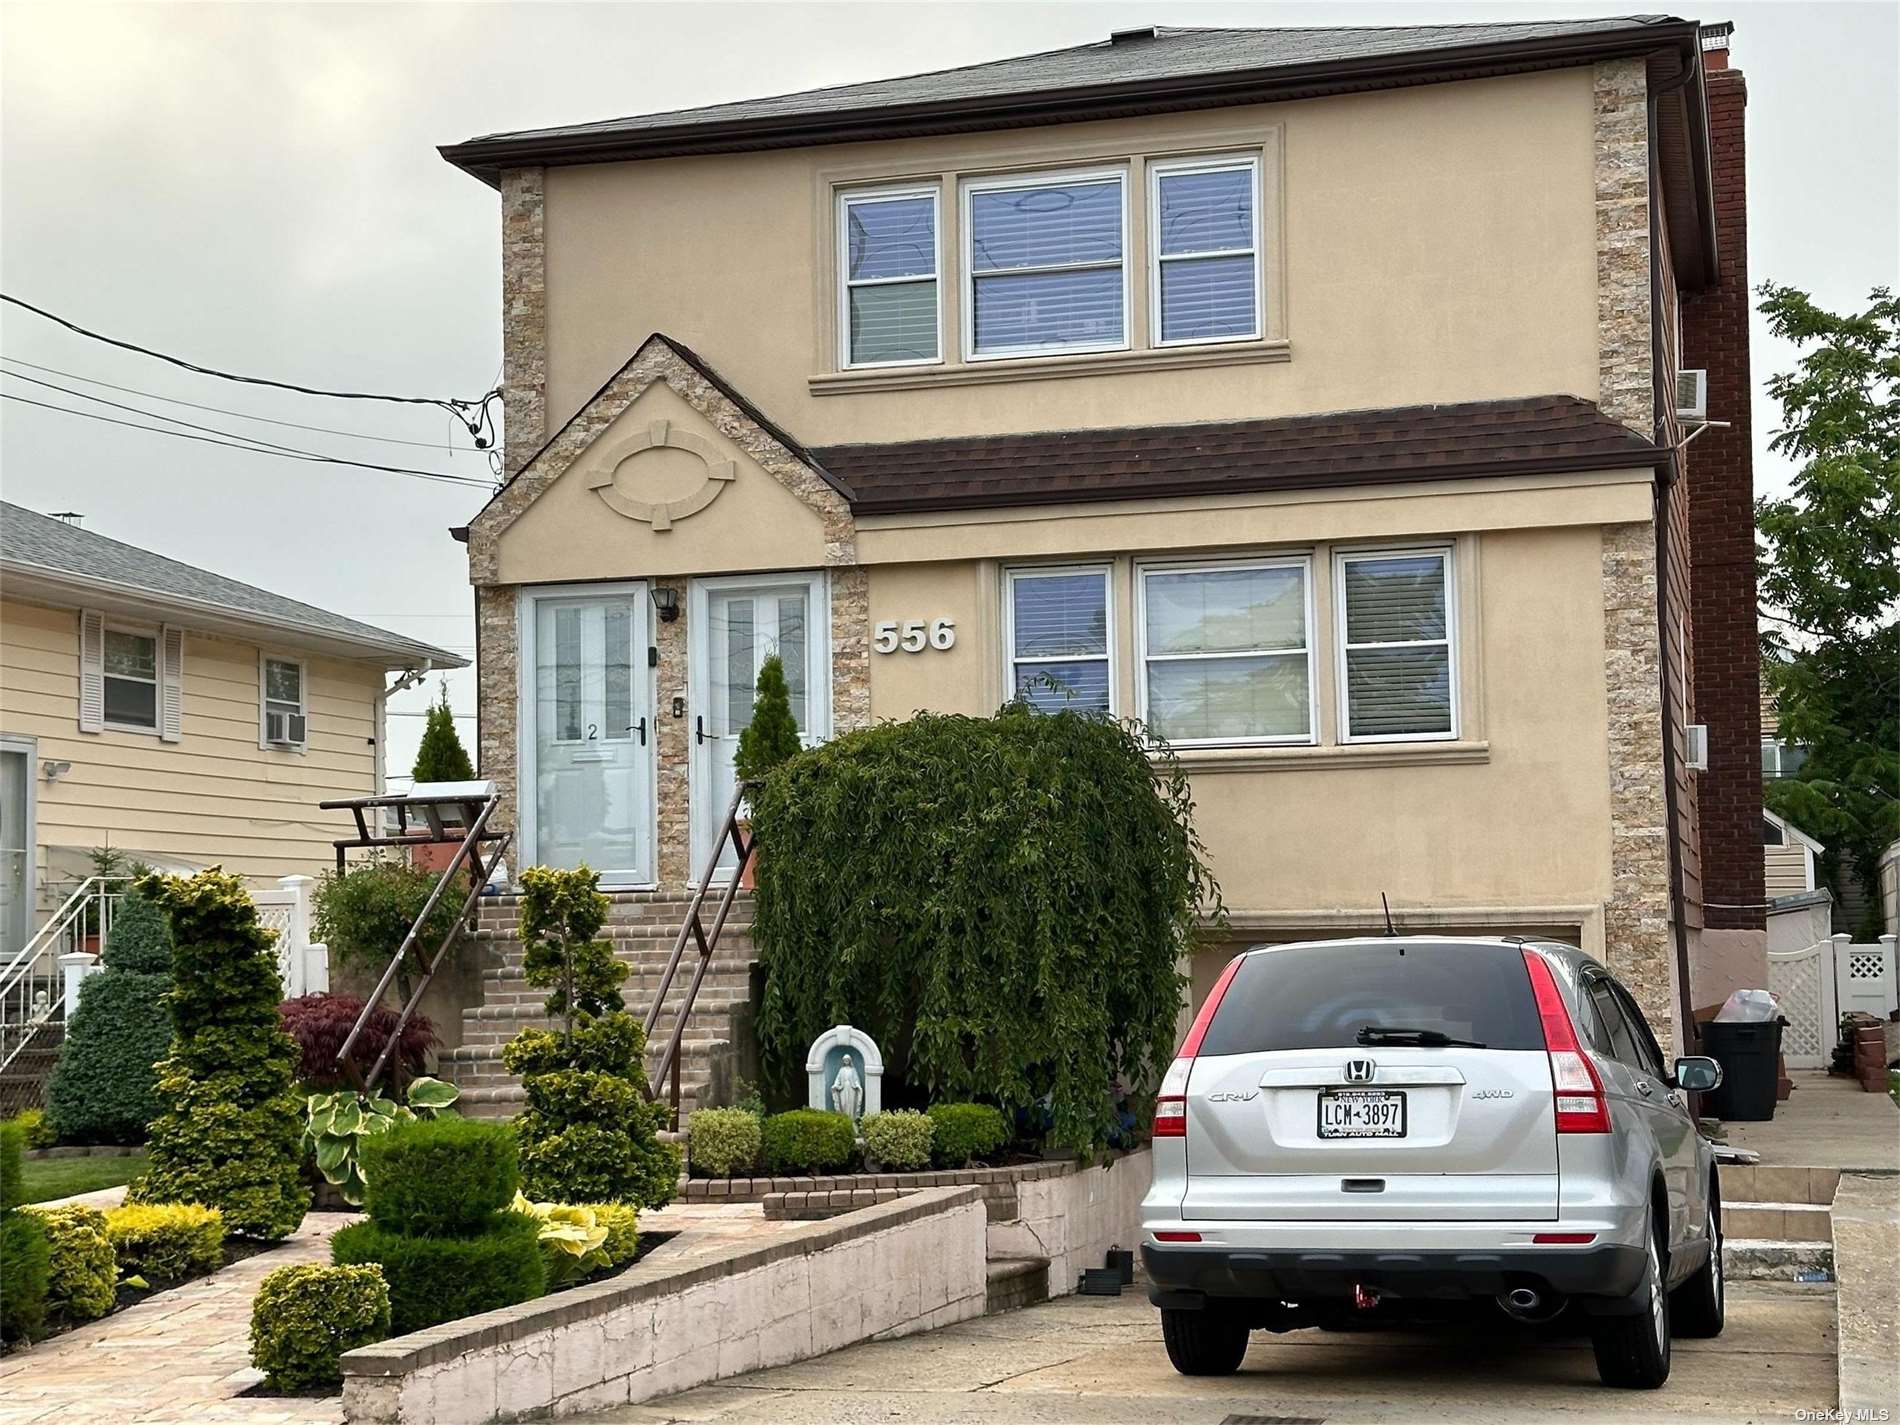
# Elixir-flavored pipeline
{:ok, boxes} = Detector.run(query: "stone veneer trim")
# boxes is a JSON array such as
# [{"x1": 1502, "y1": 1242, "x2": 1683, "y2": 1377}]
[
  {"x1": 1593, "y1": 58, "x2": 1653, "y2": 434},
  {"x1": 500, "y1": 167, "x2": 547, "y2": 479}
]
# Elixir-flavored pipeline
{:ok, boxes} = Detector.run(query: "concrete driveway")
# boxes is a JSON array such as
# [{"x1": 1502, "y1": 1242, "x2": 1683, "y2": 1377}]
[{"x1": 606, "y1": 1281, "x2": 1836, "y2": 1425}]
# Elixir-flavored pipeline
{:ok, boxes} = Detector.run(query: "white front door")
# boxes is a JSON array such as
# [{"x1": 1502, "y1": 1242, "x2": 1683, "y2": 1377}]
[
  {"x1": 689, "y1": 572, "x2": 829, "y2": 882},
  {"x1": 519, "y1": 585, "x2": 655, "y2": 887}
]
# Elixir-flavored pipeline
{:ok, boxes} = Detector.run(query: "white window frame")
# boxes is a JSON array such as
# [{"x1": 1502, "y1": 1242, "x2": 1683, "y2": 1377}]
[
  {"x1": 259, "y1": 653, "x2": 308, "y2": 750},
  {"x1": 1002, "y1": 563, "x2": 1118, "y2": 716},
  {"x1": 961, "y1": 165, "x2": 1131, "y2": 363},
  {"x1": 836, "y1": 183, "x2": 942, "y2": 371},
  {"x1": 1135, "y1": 555, "x2": 1316, "y2": 748},
  {"x1": 1147, "y1": 153, "x2": 1264, "y2": 349},
  {"x1": 101, "y1": 621, "x2": 161, "y2": 736},
  {"x1": 1334, "y1": 545, "x2": 1460, "y2": 745}
]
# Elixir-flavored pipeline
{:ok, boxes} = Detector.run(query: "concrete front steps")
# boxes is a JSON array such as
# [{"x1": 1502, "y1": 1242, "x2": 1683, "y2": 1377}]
[
  {"x1": 1722, "y1": 1163, "x2": 1841, "y2": 1282},
  {"x1": 442, "y1": 890, "x2": 756, "y2": 1123}
]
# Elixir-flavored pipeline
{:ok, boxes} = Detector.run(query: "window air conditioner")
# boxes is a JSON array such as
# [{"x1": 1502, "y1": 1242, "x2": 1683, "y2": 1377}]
[
  {"x1": 1684, "y1": 723, "x2": 1709, "y2": 772},
  {"x1": 265, "y1": 709, "x2": 307, "y2": 746},
  {"x1": 1675, "y1": 369, "x2": 1708, "y2": 422}
]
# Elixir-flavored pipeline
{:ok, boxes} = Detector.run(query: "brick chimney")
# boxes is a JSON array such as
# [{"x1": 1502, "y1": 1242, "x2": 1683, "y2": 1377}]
[{"x1": 1681, "y1": 21, "x2": 1765, "y2": 935}]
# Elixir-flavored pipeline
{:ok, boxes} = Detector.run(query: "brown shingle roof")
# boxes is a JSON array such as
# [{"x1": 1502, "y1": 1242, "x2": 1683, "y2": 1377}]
[{"x1": 820, "y1": 396, "x2": 1663, "y2": 516}]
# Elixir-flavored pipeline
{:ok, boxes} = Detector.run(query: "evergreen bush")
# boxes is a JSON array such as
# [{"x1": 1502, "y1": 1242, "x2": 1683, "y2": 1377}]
[
  {"x1": 279, "y1": 993, "x2": 437, "y2": 1093},
  {"x1": 926, "y1": 1103, "x2": 1009, "y2": 1168},
  {"x1": 751, "y1": 708, "x2": 1221, "y2": 1153},
  {"x1": 103, "y1": 1203, "x2": 225, "y2": 1285},
  {"x1": 11, "y1": 1107, "x2": 54, "y2": 1149},
  {"x1": 0, "y1": 1118, "x2": 23, "y2": 1209},
  {"x1": 734, "y1": 655, "x2": 803, "y2": 781},
  {"x1": 411, "y1": 683, "x2": 475, "y2": 782},
  {"x1": 0, "y1": 1121, "x2": 49, "y2": 1343},
  {"x1": 47, "y1": 889, "x2": 174, "y2": 1144},
  {"x1": 862, "y1": 1109, "x2": 934, "y2": 1171},
  {"x1": 126, "y1": 870, "x2": 310, "y2": 1239},
  {"x1": 250, "y1": 1263, "x2": 390, "y2": 1392},
  {"x1": 686, "y1": 1107, "x2": 762, "y2": 1177},
  {"x1": 500, "y1": 867, "x2": 679, "y2": 1206},
  {"x1": 31, "y1": 1204, "x2": 117, "y2": 1325},
  {"x1": 312, "y1": 857, "x2": 466, "y2": 1004},
  {"x1": 331, "y1": 1210, "x2": 546, "y2": 1336},
  {"x1": 359, "y1": 1117, "x2": 517, "y2": 1237},
  {"x1": 759, "y1": 1110, "x2": 856, "y2": 1174}
]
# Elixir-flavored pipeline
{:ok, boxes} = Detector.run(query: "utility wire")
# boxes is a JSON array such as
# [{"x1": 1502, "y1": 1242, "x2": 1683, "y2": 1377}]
[
  {"x1": 1, "y1": 292, "x2": 500, "y2": 447},
  {"x1": 1, "y1": 392, "x2": 495, "y2": 490},
  {"x1": 0, "y1": 356, "x2": 489, "y2": 456}
]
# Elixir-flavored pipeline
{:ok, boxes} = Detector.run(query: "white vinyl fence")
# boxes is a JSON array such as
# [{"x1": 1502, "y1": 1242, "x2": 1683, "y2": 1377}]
[{"x1": 1768, "y1": 932, "x2": 1897, "y2": 1070}]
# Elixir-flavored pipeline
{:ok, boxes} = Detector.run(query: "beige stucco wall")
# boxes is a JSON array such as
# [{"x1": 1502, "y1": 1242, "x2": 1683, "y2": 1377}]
[
  {"x1": 0, "y1": 596, "x2": 383, "y2": 890},
  {"x1": 539, "y1": 66, "x2": 1600, "y2": 446}
]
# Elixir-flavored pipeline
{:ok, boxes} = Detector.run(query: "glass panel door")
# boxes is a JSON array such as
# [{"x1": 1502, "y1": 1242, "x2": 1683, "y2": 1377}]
[
  {"x1": 691, "y1": 574, "x2": 826, "y2": 881},
  {"x1": 526, "y1": 588, "x2": 653, "y2": 886},
  {"x1": 0, "y1": 745, "x2": 30, "y2": 962}
]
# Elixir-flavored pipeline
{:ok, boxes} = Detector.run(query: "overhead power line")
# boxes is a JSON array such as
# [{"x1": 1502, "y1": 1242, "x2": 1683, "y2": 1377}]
[
  {"x1": 1, "y1": 291, "x2": 500, "y2": 448},
  {"x1": 1, "y1": 392, "x2": 495, "y2": 490},
  {"x1": 0, "y1": 357, "x2": 490, "y2": 456}
]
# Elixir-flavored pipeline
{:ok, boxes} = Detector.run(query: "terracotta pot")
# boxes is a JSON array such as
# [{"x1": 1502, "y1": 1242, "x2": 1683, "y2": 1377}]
[
  {"x1": 738, "y1": 824, "x2": 758, "y2": 891},
  {"x1": 410, "y1": 841, "x2": 462, "y2": 874}
]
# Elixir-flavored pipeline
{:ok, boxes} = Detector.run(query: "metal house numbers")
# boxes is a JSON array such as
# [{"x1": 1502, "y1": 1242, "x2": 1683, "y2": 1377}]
[{"x1": 872, "y1": 617, "x2": 956, "y2": 654}]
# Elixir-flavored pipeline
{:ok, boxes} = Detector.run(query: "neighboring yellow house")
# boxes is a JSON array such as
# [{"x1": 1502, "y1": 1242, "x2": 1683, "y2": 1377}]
[
  {"x1": 0, "y1": 502, "x2": 465, "y2": 957},
  {"x1": 441, "y1": 18, "x2": 1766, "y2": 1050}
]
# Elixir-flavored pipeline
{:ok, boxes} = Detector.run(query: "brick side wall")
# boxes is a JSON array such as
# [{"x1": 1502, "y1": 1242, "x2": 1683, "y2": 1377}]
[{"x1": 1681, "y1": 66, "x2": 1766, "y2": 932}]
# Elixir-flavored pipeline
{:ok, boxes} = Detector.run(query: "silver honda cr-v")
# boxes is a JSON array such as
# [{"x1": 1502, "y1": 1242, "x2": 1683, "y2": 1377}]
[{"x1": 1141, "y1": 937, "x2": 1725, "y2": 1389}]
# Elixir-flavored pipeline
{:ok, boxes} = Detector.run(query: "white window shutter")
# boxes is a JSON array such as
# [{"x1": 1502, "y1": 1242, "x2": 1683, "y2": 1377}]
[
  {"x1": 159, "y1": 625, "x2": 185, "y2": 743},
  {"x1": 78, "y1": 609, "x2": 105, "y2": 733}
]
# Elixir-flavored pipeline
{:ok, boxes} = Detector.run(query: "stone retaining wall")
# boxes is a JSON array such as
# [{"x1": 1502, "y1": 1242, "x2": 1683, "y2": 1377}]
[
  {"x1": 680, "y1": 1158, "x2": 1071, "y2": 1204},
  {"x1": 341, "y1": 1186, "x2": 986, "y2": 1424},
  {"x1": 988, "y1": 1149, "x2": 1153, "y2": 1298}
]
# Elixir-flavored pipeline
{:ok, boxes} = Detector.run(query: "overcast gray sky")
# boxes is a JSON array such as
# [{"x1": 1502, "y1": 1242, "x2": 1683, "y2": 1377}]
[{"x1": 3, "y1": 0, "x2": 1895, "y2": 774}]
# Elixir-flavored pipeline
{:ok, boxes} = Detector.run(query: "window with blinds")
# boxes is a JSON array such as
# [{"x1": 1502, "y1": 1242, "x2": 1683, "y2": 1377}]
[
  {"x1": 1337, "y1": 550, "x2": 1456, "y2": 741},
  {"x1": 1006, "y1": 566, "x2": 1112, "y2": 714},
  {"x1": 1139, "y1": 559, "x2": 1312, "y2": 744},
  {"x1": 1151, "y1": 157, "x2": 1260, "y2": 345},
  {"x1": 840, "y1": 187, "x2": 940, "y2": 367},
  {"x1": 966, "y1": 169, "x2": 1127, "y2": 358}
]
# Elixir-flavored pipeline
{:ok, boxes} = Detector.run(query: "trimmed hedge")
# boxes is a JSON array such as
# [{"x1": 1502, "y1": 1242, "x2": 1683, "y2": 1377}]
[
  {"x1": 927, "y1": 1103, "x2": 1008, "y2": 1169},
  {"x1": 11, "y1": 1108, "x2": 54, "y2": 1150},
  {"x1": 359, "y1": 1117, "x2": 517, "y2": 1237},
  {"x1": 32, "y1": 1204, "x2": 116, "y2": 1325},
  {"x1": 0, "y1": 1119, "x2": 23, "y2": 1210},
  {"x1": 103, "y1": 889, "x2": 175, "y2": 973},
  {"x1": 862, "y1": 1110, "x2": 933, "y2": 1171},
  {"x1": 331, "y1": 1210, "x2": 546, "y2": 1336},
  {"x1": 250, "y1": 1263, "x2": 390, "y2": 1392},
  {"x1": 760, "y1": 1110, "x2": 855, "y2": 1175},
  {"x1": 686, "y1": 1108, "x2": 762, "y2": 1177},
  {"x1": 46, "y1": 970, "x2": 173, "y2": 1145},
  {"x1": 0, "y1": 1211, "x2": 49, "y2": 1343},
  {"x1": 104, "y1": 1203, "x2": 225, "y2": 1285}
]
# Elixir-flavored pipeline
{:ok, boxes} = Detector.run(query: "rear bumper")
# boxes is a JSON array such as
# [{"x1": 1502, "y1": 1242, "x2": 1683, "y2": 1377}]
[{"x1": 1142, "y1": 1241, "x2": 1647, "y2": 1308}]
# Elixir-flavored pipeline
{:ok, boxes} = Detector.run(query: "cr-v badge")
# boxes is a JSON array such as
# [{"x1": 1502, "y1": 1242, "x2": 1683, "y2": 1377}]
[{"x1": 1208, "y1": 1090, "x2": 1259, "y2": 1103}]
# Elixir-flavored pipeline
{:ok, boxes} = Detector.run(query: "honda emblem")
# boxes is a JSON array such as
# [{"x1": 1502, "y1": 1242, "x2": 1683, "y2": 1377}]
[{"x1": 1344, "y1": 1057, "x2": 1377, "y2": 1084}]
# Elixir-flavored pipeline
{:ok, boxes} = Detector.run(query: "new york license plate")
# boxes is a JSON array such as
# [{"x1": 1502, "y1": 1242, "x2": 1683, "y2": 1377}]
[{"x1": 1317, "y1": 1089, "x2": 1407, "y2": 1138}]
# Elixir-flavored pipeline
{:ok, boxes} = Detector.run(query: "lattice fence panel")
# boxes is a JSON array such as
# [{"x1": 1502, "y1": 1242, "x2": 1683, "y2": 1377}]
[{"x1": 1769, "y1": 948, "x2": 1826, "y2": 1065}]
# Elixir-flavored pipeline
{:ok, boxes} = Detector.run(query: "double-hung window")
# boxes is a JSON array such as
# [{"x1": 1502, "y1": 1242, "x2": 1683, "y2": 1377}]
[
  {"x1": 1139, "y1": 559, "x2": 1312, "y2": 745},
  {"x1": 965, "y1": 169, "x2": 1127, "y2": 359},
  {"x1": 103, "y1": 627, "x2": 158, "y2": 731},
  {"x1": 839, "y1": 187, "x2": 940, "y2": 368},
  {"x1": 1337, "y1": 549, "x2": 1456, "y2": 741},
  {"x1": 261, "y1": 656, "x2": 308, "y2": 748},
  {"x1": 1150, "y1": 156, "x2": 1260, "y2": 345},
  {"x1": 1006, "y1": 566, "x2": 1112, "y2": 714}
]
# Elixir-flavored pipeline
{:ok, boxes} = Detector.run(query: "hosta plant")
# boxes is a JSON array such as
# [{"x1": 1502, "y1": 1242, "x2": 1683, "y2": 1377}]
[
  {"x1": 512, "y1": 1192, "x2": 609, "y2": 1286},
  {"x1": 305, "y1": 1076, "x2": 460, "y2": 1207}
]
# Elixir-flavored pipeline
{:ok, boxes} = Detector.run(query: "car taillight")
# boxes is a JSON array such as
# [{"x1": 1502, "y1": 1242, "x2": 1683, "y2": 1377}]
[
  {"x1": 1153, "y1": 1094, "x2": 1187, "y2": 1137},
  {"x1": 1152, "y1": 954, "x2": 1245, "y2": 1141},
  {"x1": 1523, "y1": 948, "x2": 1611, "y2": 1134}
]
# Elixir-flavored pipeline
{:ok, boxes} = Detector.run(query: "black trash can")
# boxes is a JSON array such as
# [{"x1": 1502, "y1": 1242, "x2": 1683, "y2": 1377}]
[{"x1": 1701, "y1": 1018, "x2": 1784, "y2": 1121}]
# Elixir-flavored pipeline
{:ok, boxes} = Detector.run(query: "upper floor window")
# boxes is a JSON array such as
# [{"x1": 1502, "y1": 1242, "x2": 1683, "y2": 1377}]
[
  {"x1": 839, "y1": 187, "x2": 940, "y2": 368},
  {"x1": 261, "y1": 656, "x2": 308, "y2": 748},
  {"x1": 103, "y1": 627, "x2": 158, "y2": 731},
  {"x1": 1005, "y1": 565, "x2": 1112, "y2": 714},
  {"x1": 1150, "y1": 156, "x2": 1260, "y2": 345},
  {"x1": 1336, "y1": 549, "x2": 1456, "y2": 742},
  {"x1": 1761, "y1": 740, "x2": 1808, "y2": 778},
  {"x1": 1138, "y1": 558, "x2": 1312, "y2": 746},
  {"x1": 965, "y1": 168, "x2": 1127, "y2": 359}
]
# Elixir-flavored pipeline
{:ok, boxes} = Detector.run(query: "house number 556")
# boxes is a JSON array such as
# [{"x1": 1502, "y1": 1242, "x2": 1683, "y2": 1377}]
[{"x1": 874, "y1": 618, "x2": 956, "y2": 654}]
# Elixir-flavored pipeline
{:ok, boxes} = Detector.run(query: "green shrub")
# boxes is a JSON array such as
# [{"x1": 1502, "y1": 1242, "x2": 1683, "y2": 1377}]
[
  {"x1": 751, "y1": 709, "x2": 1221, "y2": 1153},
  {"x1": 734, "y1": 655, "x2": 803, "y2": 781},
  {"x1": 360, "y1": 1117, "x2": 518, "y2": 1236},
  {"x1": 594, "y1": 1202, "x2": 639, "y2": 1267},
  {"x1": 304, "y1": 1076, "x2": 460, "y2": 1208},
  {"x1": 11, "y1": 1108, "x2": 55, "y2": 1150},
  {"x1": 127, "y1": 871, "x2": 309, "y2": 1239},
  {"x1": 412, "y1": 683, "x2": 475, "y2": 782},
  {"x1": 47, "y1": 970, "x2": 172, "y2": 1145},
  {"x1": 0, "y1": 1119, "x2": 23, "y2": 1210},
  {"x1": 501, "y1": 868, "x2": 680, "y2": 1207},
  {"x1": 250, "y1": 1263, "x2": 390, "y2": 1392},
  {"x1": 30, "y1": 1204, "x2": 116, "y2": 1324},
  {"x1": 331, "y1": 1210, "x2": 546, "y2": 1336},
  {"x1": 760, "y1": 1110, "x2": 855, "y2": 1175},
  {"x1": 0, "y1": 1211, "x2": 49, "y2": 1342},
  {"x1": 862, "y1": 1110, "x2": 933, "y2": 1171},
  {"x1": 313, "y1": 856, "x2": 467, "y2": 1004},
  {"x1": 687, "y1": 1107, "x2": 762, "y2": 1177},
  {"x1": 103, "y1": 890, "x2": 175, "y2": 973},
  {"x1": 103, "y1": 1203, "x2": 225, "y2": 1284},
  {"x1": 927, "y1": 1103, "x2": 1008, "y2": 1168}
]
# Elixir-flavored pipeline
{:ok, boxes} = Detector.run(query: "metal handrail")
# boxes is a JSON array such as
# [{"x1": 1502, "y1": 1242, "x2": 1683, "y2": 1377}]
[
  {"x1": 0, "y1": 876, "x2": 132, "y2": 1073},
  {"x1": 644, "y1": 780, "x2": 757, "y2": 1116}
]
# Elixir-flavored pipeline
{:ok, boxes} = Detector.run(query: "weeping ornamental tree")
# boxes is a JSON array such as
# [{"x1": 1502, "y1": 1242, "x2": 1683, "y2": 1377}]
[{"x1": 750, "y1": 708, "x2": 1223, "y2": 1154}]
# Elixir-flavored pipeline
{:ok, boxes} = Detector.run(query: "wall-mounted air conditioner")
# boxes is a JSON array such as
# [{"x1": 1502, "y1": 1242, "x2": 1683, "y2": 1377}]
[
  {"x1": 1684, "y1": 723, "x2": 1709, "y2": 771},
  {"x1": 265, "y1": 709, "x2": 307, "y2": 746},
  {"x1": 1676, "y1": 369, "x2": 1708, "y2": 422}
]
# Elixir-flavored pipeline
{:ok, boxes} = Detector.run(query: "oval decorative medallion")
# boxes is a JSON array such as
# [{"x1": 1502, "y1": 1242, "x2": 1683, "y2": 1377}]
[{"x1": 585, "y1": 418, "x2": 736, "y2": 531}]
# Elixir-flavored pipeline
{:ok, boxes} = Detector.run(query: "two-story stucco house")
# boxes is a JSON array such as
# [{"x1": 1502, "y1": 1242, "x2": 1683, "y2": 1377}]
[{"x1": 440, "y1": 17, "x2": 1767, "y2": 1054}]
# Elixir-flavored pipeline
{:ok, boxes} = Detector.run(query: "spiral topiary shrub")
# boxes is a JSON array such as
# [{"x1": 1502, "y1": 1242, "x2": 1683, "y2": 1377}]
[
  {"x1": 760, "y1": 1109, "x2": 856, "y2": 1175},
  {"x1": 358, "y1": 1117, "x2": 517, "y2": 1237},
  {"x1": 862, "y1": 1110, "x2": 934, "y2": 1171},
  {"x1": 126, "y1": 870, "x2": 309, "y2": 1239},
  {"x1": 331, "y1": 1210, "x2": 546, "y2": 1336},
  {"x1": 250, "y1": 1263, "x2": 390, "y2": 1392},
  {"x1": 104, "y1": 1203, "x2": 225, "y2": 1285},
  {"x1": 47, "y1": 889, "x2": 174, "y2": 1144},
  {"x1": 926, "y1": 1103, "x2": 1009, "y2": 1168},
  {"x1": 751, "y1": 708, "x2": 1221, "y2": 1154},
  {"x1": 31, "y1": 1204, "x2": 117, "y2": 1325},
  {"x1": 686, "y1": 1107, "x2": 762, "y2": 1177}
]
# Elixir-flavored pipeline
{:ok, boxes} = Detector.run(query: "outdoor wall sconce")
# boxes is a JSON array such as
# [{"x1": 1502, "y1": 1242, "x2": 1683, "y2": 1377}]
[{"x1": 650, "y1": 586, "x2": 680, "y2": 622}]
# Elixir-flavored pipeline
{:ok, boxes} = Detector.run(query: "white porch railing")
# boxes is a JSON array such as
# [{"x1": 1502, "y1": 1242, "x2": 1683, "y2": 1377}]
[{"x1": 0, "y1": 877, "x2": 131, "y2": 1074}]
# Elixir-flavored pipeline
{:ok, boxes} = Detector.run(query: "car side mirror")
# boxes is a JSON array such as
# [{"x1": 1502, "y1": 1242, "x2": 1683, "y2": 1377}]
[{"x1": 1672, "y1": 1055, "x2": 1722, "y2": 1093}]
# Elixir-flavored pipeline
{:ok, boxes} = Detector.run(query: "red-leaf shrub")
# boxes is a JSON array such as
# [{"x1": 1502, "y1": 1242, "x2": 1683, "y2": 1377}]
[{"x1": 278, "y1": 994, "x2": 436, "y2": 1091}]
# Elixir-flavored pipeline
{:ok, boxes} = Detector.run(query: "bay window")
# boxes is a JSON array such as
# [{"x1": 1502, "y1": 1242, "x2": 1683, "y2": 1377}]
[
  {"x1": 965, "y1": 169, "x2": 1127, "y2": 358},
  {"x1": 1150, "y1": 156, "x2": 1260, "y2": 344},
  {"x1": 1139, "y1": 559, "x2": 1312, "y2": 745},
  {"x1": 1006, "y1": 566, "x2": 1112, "y2": 714},
  {"x1": 839, "y1": 187, "x2": 940, "y2": 368},
  {"x1": 1336, "y1": 549, "x2": 1456, "y2": 741}
]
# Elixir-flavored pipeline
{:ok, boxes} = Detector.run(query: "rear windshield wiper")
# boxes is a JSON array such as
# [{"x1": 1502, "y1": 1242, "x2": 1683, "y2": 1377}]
[{"x1": 1355, "y1": 1024, "x2": 1487, "y2": 1049}]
